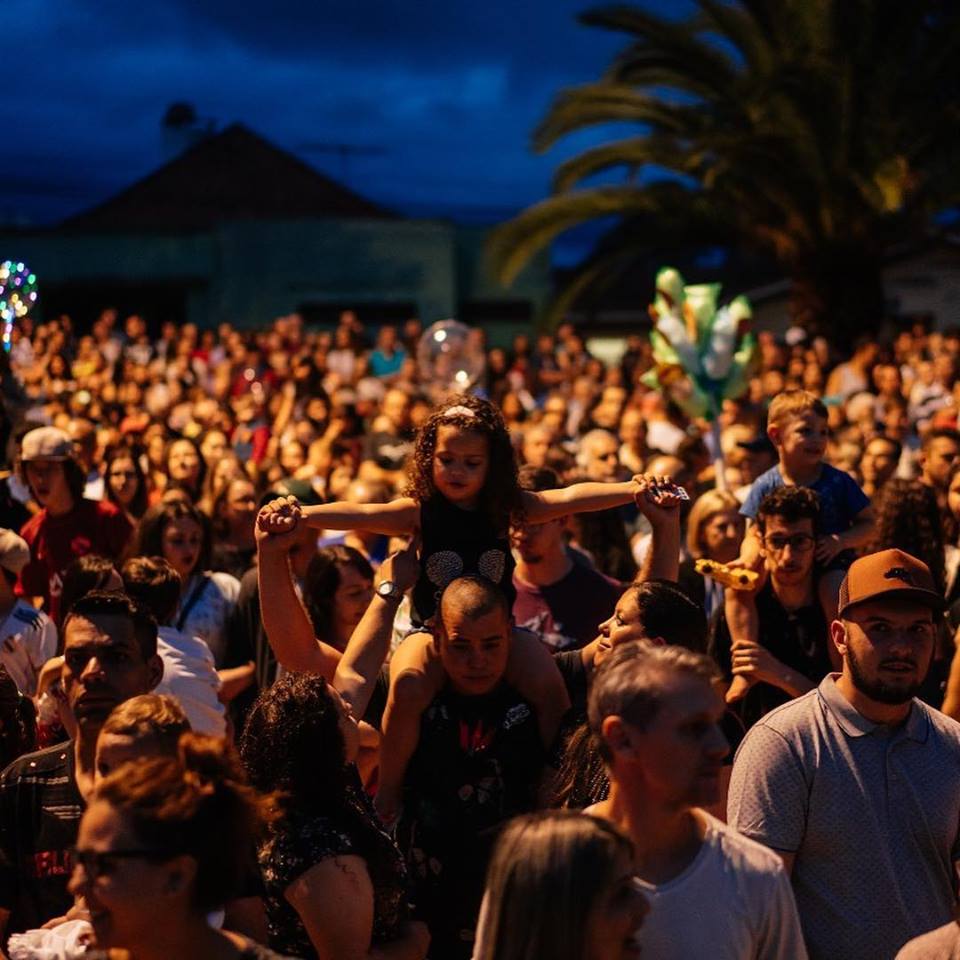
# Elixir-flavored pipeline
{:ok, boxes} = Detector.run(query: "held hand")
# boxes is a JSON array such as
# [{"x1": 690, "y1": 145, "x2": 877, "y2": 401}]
[
  {"x1": 255, "y1": 496, "x2": 302, "y2": 552},
  {"x1": 378, "y1": 529, "x2": 421, "y2": 594},
  {"x1": 633, "y1": 474, "x2": 685, "y2": 523},
  {"x1": 815, "y1": 533, "x2": 843, "y2": 564}
]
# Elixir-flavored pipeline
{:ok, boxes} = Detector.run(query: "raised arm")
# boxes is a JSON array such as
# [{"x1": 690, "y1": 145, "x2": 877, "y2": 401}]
[
  {"x1": 334, "y1": 534, "x2": 421, "y2": 720},
  {"x1": 522, "y1": 478, "x2": 639, "y2": 524},
  {"x1": 633, "y1": 475, "x2": 682, "y2": 583},
  {"x1": 256, "y1": 502, "x2": 343, "y2": 677}
]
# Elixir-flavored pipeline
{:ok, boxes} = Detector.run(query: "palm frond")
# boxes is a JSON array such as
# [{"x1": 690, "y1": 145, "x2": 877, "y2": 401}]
[
  {"x1": 551, "y1": 136, "x2": 705, "y2": 193},
  {"x1": 533, "y1": 84, "x2": 701, "y2": 151},
  {"x1": 488, "y1": 186, "x2": 656, "y2": 285}
]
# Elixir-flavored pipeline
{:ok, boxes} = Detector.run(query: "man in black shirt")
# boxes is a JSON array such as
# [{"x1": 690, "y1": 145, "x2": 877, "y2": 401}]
[
  {"x1": 716, "y1": 486, "x2": 830, "y2": 729},
  {"x1": 0, "y1": 592, "x2": 162, "y2": 939},
  {"x1": 397, "y1": 577, "x2": 547, "y2": 960}
]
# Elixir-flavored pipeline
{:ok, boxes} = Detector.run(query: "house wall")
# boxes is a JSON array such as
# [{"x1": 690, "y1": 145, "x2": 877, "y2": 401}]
[
  {"x1": 747, "y1": 247, "x2": 960, "y2": 336},
  {"x1": 0, "y1": 218, "x2": 550, "y2": 333}
]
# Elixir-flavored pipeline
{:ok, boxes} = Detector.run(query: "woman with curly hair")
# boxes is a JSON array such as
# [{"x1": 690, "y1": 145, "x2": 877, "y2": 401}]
[
  {"x1": 240, "y1": 673, "x2": 429, "y2": 960},
  {"x1": 68, "y1": 733, "x2": 287, "y2": 959},
  {"x1": 258, "y1": 393, "x2": 642, "y2": 823}
]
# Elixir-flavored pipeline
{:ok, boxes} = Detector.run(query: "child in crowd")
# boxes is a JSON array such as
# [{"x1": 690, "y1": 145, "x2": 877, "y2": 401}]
[
  {"x1": 738, "y1": 390, "x2": 874, "y2": 623},
  {"x1": 259, "y1": 392, "x2": 646, "y2": 823}
]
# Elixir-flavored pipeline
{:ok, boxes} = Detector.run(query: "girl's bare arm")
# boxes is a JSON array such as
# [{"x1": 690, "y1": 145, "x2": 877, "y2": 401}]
[
  {"x1": 258, "y1": 495, "x2": 420, "y2": 537},
  {"x1": 521, "y1": 479, "x2": 640, "y2": 523},
  {"x1": 301, "y1": 497, "x2": 420, "y2": 535}
]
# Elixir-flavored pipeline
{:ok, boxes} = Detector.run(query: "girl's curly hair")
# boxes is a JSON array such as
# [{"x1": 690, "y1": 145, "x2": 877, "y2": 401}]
[{"x1": 402, "y1": 393, "x2": 522, "y2": 531}]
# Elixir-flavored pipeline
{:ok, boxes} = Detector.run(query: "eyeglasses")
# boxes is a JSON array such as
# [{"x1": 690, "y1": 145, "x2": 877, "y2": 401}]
[
  {"x1": 69, "y1": 847, "x2": 173, "y2": 880},
  {"x1": 762, "y1": 533, "x2": 815, "y2": 553}
]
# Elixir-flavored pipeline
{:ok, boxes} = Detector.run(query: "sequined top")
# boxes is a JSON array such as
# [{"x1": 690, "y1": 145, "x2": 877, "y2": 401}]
[
  {"x1": 259, "y1": 773, "x2": 409, "y2": 959},
  {"x1": 412, "y1": 494, "x2": 515, "y2": 624}
]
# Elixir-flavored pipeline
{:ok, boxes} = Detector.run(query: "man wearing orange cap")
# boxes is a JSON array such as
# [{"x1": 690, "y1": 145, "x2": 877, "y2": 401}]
[{"x1": 727, "y1": 549, "x2": 960, "y2": 960}]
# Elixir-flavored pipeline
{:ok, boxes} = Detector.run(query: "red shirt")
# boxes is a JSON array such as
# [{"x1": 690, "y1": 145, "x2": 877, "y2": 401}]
[{"x1": 18, "y1": 499, "x2": 133, "y2": 621}]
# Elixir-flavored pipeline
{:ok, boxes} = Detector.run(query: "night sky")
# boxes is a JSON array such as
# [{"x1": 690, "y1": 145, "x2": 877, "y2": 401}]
[{"x1": 5, "y1": 0, "x2": 683, "y2": 234}]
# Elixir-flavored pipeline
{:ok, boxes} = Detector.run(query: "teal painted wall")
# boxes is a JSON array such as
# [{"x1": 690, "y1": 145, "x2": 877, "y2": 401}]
[{"x1": 0, "y1": 218, "x2": 550, "y2": 333}]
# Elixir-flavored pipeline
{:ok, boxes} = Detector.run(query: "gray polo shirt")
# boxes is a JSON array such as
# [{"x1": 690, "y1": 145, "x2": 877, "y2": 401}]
[{"x1": 728, "y1": 675, "x2": 960, "y2": 960}]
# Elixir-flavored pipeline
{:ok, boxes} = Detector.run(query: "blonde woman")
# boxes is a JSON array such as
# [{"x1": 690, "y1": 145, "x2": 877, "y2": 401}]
[
  {"x1": 677, "y1": 489, "x2": 745, "y2": 618},
  {"x1": 473, "y1": 811, "x2": 647, "y2": 960}
]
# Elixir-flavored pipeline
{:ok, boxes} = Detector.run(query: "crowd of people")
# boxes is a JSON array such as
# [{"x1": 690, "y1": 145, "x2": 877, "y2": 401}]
[{"x1": 0, "y1": 306, "x2": 958, "y2": 958}]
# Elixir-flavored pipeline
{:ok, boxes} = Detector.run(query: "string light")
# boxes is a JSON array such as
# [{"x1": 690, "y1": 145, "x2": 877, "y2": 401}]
[{"x1": 0, "y1": 260, "x2": 38, "y2": 353}]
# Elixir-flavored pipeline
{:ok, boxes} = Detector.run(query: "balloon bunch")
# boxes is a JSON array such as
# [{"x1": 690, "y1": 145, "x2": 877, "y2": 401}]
[
  {"x1": 0, "y1": 261, "x2": 38, "y2": 353},
  {"x1": 641, "y1": 267, "x2": 756, "y2": 420}
]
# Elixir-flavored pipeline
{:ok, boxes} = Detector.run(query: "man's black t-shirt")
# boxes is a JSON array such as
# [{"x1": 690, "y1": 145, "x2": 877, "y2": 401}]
[
  {"x1": 712, "y1": 581, "x2": 830, "y2": 730},
  {"x1": 398, "y1": 684, "x2": 543, "y2": 960},
  {"x1": 0, "y1": 741, "x2": 83, "y2": 934}
]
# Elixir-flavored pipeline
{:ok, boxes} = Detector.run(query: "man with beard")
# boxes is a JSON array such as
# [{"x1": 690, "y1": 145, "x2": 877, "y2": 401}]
[
  {"x1": 0, "y1": 592, "x2": 162, "y2": 939},
  {"x1": 728, "y1": 549, "x2": 960, "y2": 960}
]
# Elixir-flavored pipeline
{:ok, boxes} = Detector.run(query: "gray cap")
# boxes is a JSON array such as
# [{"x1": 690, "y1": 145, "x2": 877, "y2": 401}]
[{"x1": 21, "y1": 427, "x2": 73, "y2": 462}]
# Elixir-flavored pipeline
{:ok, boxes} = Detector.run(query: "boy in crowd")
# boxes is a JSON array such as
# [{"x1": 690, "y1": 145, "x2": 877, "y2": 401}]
[{"x1": 738, "y1": 390, "x2": 874, "y2": 622}]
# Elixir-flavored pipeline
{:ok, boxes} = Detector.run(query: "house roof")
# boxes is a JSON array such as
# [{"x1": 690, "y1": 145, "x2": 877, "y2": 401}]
[{"x1": 60, "y1": 123, "x2": 395, "y2": 231}]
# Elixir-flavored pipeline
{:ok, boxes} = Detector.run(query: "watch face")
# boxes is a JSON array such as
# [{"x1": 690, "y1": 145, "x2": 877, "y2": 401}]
[{"x1": 378, "y1": 580, "x2": 396, "y2": 597}]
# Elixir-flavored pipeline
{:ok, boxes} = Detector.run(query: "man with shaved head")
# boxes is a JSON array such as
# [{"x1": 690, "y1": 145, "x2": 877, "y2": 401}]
[{"x1": 397, "y1": 575, "x2": 551, "y2": 960}]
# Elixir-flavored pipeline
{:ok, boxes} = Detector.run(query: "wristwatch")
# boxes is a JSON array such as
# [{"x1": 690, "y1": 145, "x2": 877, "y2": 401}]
[{"x1": 376, "y1": 580, "x2": 402, "y2": 602}]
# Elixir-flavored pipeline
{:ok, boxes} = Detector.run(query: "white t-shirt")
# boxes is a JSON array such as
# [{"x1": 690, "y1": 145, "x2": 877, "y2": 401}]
[
  {"x1": 174, "y1": 571, "x2": 240, "y2": 668},
  {"x1": 633, "y1": 811, "x2": 807, "y2": 960},
  {"x1": 0, "y1": 599, "x2": 57, "y2": 696},
  {"x1": 155, "y1": 625, "x2": 226, "y2": 737}
]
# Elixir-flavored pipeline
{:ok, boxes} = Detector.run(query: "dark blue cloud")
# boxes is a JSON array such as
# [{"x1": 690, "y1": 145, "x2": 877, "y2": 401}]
[{"x1": 4, "y1": 0, "x2": 682, "y2": 226}]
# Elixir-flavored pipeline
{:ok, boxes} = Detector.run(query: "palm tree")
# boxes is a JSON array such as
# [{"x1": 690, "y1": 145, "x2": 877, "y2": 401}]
[{"x1": 489, "y1": 1, "x2": 960, "y2": 343}]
